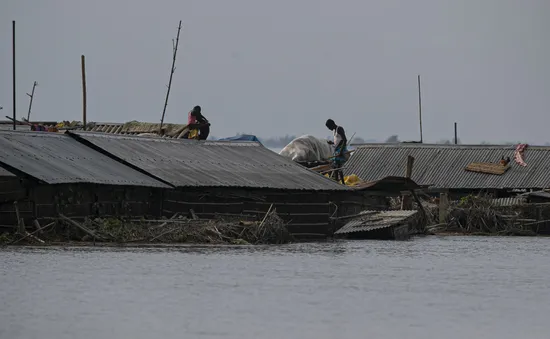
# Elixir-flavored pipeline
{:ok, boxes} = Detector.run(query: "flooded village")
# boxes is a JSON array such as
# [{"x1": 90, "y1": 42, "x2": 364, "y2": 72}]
[
  {"x1": 3, "y1": 3, "x2": 550, "y2": 339},
  {"x1": 1, "y1": 19, "x2": 549, "y2": 247},
  {"x1": 1, "y1": 119, "x2": 549, "y2": 246}
]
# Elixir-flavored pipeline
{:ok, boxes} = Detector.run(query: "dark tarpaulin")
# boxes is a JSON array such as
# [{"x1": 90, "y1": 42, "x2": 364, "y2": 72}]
[{"x1": 218, "y1": 134, "x2": 261, "y2": 143}]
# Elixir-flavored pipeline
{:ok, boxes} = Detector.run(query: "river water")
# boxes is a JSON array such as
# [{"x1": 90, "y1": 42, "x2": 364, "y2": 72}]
[{"x1": 1, "y1": 236, "x2": 550, "y2": 339}]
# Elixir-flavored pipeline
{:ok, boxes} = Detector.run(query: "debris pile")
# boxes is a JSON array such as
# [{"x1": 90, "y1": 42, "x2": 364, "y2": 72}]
[
  {"x1": 2, "y1": 209, "x2": 294, "y2": 246},
  {"x1": 427, "y1": 195, "x2": 542, "y2": 236}
]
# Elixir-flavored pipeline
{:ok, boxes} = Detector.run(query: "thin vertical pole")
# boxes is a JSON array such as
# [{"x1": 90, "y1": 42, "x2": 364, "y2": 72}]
[
  {"x1": 81, "y1": 55, "x2": 87, "y2": 126},
  {"x1": 454, "y1": 122, "x2": 458, "y2": 144},
  {"x1": 26, "y1": 81, "x2": 38, "y2": 121},
  {"x1": 12, "y1": 21, "x2": 16, "y2": 130},
  {"x1": 417, "y1": 74, "x2": 423, "y2": 143},
  {"x1": 160, "y1": 20, "x2": 183, "y2": 130}
]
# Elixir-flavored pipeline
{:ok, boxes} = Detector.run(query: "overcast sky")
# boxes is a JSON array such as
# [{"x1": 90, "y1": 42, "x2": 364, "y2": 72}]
[{"x1": 1, "y1": 0, "x2": 549, "y2": 143}]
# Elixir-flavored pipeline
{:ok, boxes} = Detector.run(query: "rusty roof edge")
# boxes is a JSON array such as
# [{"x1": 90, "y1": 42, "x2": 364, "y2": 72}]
[{"x1": 65, "y1": 131, "x2": 177, "y2": 189}]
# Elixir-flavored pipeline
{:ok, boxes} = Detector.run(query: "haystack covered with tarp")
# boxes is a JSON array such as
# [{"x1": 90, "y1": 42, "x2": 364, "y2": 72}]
[{"x1": 279, "y1": 135, "x2": 333, "y2": 163}]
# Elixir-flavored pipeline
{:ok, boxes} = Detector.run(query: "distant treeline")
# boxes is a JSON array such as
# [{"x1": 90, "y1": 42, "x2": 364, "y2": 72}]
[
  {"x1": 210, "y1": 133, "x2": 550, "y2": 147},
  {"x1": 210, "y1": 134, "x2": 373, "y2": 147}
]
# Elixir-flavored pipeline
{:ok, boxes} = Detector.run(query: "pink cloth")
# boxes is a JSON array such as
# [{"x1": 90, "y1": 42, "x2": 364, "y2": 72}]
[
  {"x1": 187, "y1": 111, "x2": 197, "y2": 125},
  {"x1": 514, "y1": 144, "x2": 528, "y2": 166}
]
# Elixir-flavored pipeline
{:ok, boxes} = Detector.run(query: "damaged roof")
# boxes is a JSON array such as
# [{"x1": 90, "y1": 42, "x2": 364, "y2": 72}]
[
  {"x1": 0, "y1": 131, "x2": 170, "y2": 187},
  {"x1": 80, "y1": 121, "x2": 189, "y2": 138},
  {"x1": 0, "y1": 120, "x2": 189, "y2": 138},
  {"x1": 335, "y1": 210, "x2": 418, "y2": 235},
  {"x1": 345, "y1": 143, "x2": 550, "y2": 190},
  {"x1": 68, "y1": 131, "x2": 348, "y2": 191}
]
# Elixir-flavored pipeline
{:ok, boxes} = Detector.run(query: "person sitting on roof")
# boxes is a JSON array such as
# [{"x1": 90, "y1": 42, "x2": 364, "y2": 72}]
[
  {"x1": 325, "y1": 118, "x2": 348, "y2": 184},
  {"x1": 184, "y1": 105, "x2": 210, "y2": 140}
]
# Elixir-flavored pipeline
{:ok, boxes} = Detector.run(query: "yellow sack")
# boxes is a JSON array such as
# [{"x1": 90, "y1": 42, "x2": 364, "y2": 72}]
[
  {"x1": 344, "y1": 174, "x2": 361, "y2": 186},
  {"x1": 188, "y1": 129, "x2": 199, "y2": 139}
]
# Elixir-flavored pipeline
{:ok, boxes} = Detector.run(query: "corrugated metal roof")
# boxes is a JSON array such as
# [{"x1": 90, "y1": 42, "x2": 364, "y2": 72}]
[
  {"x1": 80, "y1": 122, "x2": 189, "y2": 139},
  {"x1": 0, "y1": 167, "x2": 15, "y2": 177},
  {"x1": 0, "y1": 120, "x2": 189, "y2": 138},
  {"x1": 0, "y1": 124, "x2": 35, "y2": 131},
  {"x1": 490, "y1": 196, "x2": 526, "y2": 207},
  {"x1": 345, "y1": 143, "x2": 550, "y2": 189},
  {"x1": 335, "y1": 210, "x2": 418, "y2": 235},
  {"x1": 0, "y1": 131, "x2": 170, "y2": 187},
  {"x1": 69, "y1": 131, "x2": 348, "y2": 191}
]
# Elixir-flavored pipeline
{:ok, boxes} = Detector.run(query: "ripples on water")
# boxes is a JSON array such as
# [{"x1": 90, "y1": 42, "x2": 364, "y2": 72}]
[{"x1": 2, "y1": 236, "x2": 550, "y2": 339}]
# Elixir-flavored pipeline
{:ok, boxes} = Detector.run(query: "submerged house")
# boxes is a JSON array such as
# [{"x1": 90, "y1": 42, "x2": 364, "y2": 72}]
[
  {"x1": 345, "y1": 143, "x2": 550, "y2": 198},
  {"x1": 0, "y1": 130, "x2": 351, "y2": 238},
  {"x1": 0, "y1": 131, "x2": 170, "y2": 230}
]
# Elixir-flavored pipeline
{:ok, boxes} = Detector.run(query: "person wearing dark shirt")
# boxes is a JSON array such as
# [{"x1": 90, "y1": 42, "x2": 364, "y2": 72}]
[
  {"x1": 325, "y1": 119, "x2": 348, "y2": 184},
  {"x1": 185, "y1": 105, "x2": 210, "y2": 140}
]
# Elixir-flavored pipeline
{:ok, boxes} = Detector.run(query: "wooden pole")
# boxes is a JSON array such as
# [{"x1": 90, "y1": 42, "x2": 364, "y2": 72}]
[
  {"x1": 417, "y1": 75, "x2": 423, "y2": 143},
  {"x1": 401, "y1": 155, "x2": 415, "y2": 210},
  {"x1": 12, "y1": 21, "x2": 16, "y2": 131},
  {"x1": 454, "y1": 122, "x2": 458, "y2": 144},
  {"x1": 405, "y1": 155, "x2": 415, "y2": 179},
  {"x1": 26, "y1": 81, "x2": 38, "y2": 121},
  {"x1": 160, "y1": 20, "x2": 183, "y2": 130},
  {"x1": 81, "y1": 55, "x2": 87, "y2": 126}
]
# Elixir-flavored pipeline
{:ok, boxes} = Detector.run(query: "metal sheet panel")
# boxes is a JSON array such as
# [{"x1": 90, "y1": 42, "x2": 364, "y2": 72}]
[
  {"x1": 0, "y1": 131, "x2": 170, "y2": 187},
  {"x1": 70, "y1": 132, "x2": 348, "y2": 191},
  {"x1": 0, "y1": 167, "x2": 15, "y2": 177},
  {"x1": 345, "y1": 143, "x2": 550, "y2": 189},
  {"x1": 490, "y1": 196, "x2": 526, "y2": 207},
  {"x1": 335, "y1": 210, "x2": 418, "y2": 235}
]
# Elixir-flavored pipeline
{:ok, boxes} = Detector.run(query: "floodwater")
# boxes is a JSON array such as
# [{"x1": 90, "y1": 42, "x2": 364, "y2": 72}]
[{"x1": 2, "y1": 236, "x2": 550, "y2": 339}]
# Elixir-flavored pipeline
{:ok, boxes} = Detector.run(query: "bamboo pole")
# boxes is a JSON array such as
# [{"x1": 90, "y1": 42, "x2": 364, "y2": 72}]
[
  {"x1": 12, "y1": 21, "x2": 16, "y2": 130},
  {"x1": 160, "y1": 20, "x2": 183, "y2": 130},
  {"x1": 26, "y1": 81, "x2": 38, "y2": 121},
  {"x1": 417, "y1": 75, "x2": 423, "y2": 143},
  {"x1": 454, "y1": 122, "x2": 458, "y2": 144},
  {"x1": 81, "y1": 55, "x2": 87, "y2": 126}
]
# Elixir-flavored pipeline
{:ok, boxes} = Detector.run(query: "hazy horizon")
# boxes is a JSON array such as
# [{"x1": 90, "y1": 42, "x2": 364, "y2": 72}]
[{"x1": 1, "y1": 0, "x2": 549, "y2": 144}]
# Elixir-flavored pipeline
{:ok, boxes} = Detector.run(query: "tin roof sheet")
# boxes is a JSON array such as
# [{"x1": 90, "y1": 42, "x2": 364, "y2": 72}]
[
  {"x1": 81, "y1": 121, "x2": 189, "y2": 138},
  {"x1": 0, "y1": 120, "x2": 189, "y2": 138},
  {"x1": 335, "y1": 210, "x2": 418, "y2": 235},
  {"x1": 0, "y1": 131, "x2": 170, "y2": 187},
  {"x1": 0, "y1": 167, "x2": 15, "y2": 177},
  {"x1": 345, "y1": 143, "x2": 550, "y2": 189},
  {"x1": 490, "y1": 196, "x2": 526, "y2": 207},
  {"x1": 69, "y1": 131, "x2": 348, "y2": 191}
]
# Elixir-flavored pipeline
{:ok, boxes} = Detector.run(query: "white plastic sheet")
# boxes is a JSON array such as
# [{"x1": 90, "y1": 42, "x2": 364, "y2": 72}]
[{"x1": 279, "y1": 135, "x2": 333, "y2": 162}]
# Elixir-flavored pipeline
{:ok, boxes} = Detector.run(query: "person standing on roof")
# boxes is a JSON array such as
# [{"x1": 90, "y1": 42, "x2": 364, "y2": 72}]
[
  {"x1": 326, "y1": 119, "x2": 348, "y2": 184},
  {"x1": 185, "y1": 105, "x2": 211, "y2": 140}
]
